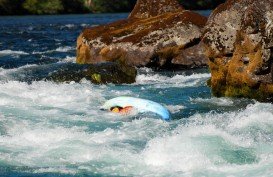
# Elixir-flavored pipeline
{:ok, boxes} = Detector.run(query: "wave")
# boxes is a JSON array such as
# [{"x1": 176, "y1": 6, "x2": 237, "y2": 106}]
[
  {"x1": 32, "y1": 46, "x2": 74, "y2": 54},
  {"x1": 0, "y1": 75, "x2": 271, "y2": 177},
  {"x1": 165, "y1": 105, "x2": 185, "y2": 113},
  {"x1": 136, "y1": 73, "x2": 211, "y2": 88},
  {"x1": 191, "y1": 97, "x2": 234, "y2": 106},
  {"x1": 0, "y1": 50, "x2": 29, "y2": 57},
  {"x1": 0, "y1": 99, "x2": 272, "y2": 176},
  {"x1": 58, "y1": 56, "x2": 76, "y2": 63},
  {"x1": 0, "y1": 78, "x2": 272, "y2": 176},
  {"x1": 55, "y1": 46, "x2": 75, "y2": 52},
  {"x1": 141, "y1": 102, "x2": 273, "y2": 175},
  {"x1": 60, "y1": 24, "x2": 76, "y2": 30},
  {"x1": 0, "y1": 64, "x2": 38, "y2": 80}
]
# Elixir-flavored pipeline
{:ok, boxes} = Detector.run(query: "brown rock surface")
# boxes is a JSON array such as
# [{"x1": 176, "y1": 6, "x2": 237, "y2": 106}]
[
  {"x1": 203, "y1": 0, "x2": 273, "y2": 101},
  {"x1": 77, "y1": 0, "x2": 208, "y2": 69},
  {"x1": 172, "y1": 42, "x2": 208, "y2": 69},
  {"x1": 129, "y1": 0, "x2": 183, "y2": 19}
]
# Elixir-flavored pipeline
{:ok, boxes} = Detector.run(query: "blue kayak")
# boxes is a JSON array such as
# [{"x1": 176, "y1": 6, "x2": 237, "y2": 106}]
[{"x1": 102, "y1": 97, "x2": 171, "y2": 120}]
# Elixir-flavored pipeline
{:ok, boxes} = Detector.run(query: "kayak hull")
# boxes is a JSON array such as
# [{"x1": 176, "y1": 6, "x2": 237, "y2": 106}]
[{"x1": 102, "y1": 97, "x2": 171, "y2": 120}]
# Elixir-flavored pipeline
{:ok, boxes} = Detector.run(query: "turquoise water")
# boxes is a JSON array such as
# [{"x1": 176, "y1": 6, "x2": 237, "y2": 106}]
[{"x1": 0, "y1": 13, "x2": 273, "y2": 177}]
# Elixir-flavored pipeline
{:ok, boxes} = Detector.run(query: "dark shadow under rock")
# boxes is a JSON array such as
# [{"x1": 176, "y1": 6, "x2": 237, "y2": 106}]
[{"x1": 47, "y1": 62, "x2": 137, "y2": 84}]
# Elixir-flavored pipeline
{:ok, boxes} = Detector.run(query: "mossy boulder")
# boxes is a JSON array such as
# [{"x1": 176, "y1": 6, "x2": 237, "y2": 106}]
[
  {"x1": 47, "y1": 62, "x2": 137, "y2": 84},
  {"x1": 77, "y1": 0, "x2": 208, "y2": 69},
  {"x1": 203, "y1": 0, "x2": 273, "y2": 102},
  {"x1": 87, "y1": 62, "x2": 137, "y2": 84}
]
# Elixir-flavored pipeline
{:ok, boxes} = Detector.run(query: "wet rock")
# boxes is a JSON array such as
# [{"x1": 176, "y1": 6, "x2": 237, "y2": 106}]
[
  {"x1": 47, "y1": 62, "x2": 137, "y2": 84},
  {"x1": 77, "y1": 0, "x2": 207, "y2": 69},
  {"x1": 171, "y1": 42, "x2": 208, "y2": 69},
  {"x1": 203, "y1": 0, "x2": 273, "y2": 101}
]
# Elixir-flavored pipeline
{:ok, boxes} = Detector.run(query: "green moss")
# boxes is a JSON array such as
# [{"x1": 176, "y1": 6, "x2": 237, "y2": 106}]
[
  {"x1": 87, "y1": 62, "x2": 137, "y2": 84},
  {"x1": 91, "y1": 73, "x2": 102, "y2": 83},
  {"x1": 207, "y1": 78, "x2": 212, "y2": 87},
  {"x1": 0, "y1": 0, "x2": 226, "y2": 15},
  {"x1": 23, "y1": 0, "x2": 64, "y2": 14},
  {"x1": 47, "y1": 62, "x2": 136, "y2": 84},
  {"x1": 212, "y1": 82, "x2": 273, "y2": 102}
]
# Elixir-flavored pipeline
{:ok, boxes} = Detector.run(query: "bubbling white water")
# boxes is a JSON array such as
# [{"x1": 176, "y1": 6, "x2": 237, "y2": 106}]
[
  {"x1": 0, "y1": 50, "x2": 29, "y2": 57},
  {"x1": 0, "y1": 72, "x2": 272, "y2": 176},
  {"x1": 136, "y1": 73, "x2": 211, "y2": 89}
]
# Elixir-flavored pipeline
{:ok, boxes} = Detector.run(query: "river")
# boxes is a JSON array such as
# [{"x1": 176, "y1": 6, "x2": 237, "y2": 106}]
[{"x1": 0, "y1": 12, "x2": 272, "y2": 177}]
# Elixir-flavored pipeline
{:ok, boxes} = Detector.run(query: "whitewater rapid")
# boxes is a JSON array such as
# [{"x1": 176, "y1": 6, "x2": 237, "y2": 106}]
[
  {"x1": 0, "y1": 69, "x2": 272, "y2": 176},
  {"x1": 0, "y1": 14, "x2": 273, "y2": 177}
]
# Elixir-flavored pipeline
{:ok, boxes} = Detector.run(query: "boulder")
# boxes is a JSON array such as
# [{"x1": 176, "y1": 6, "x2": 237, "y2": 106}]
[
  {"x1": 47, "y1": 62, "x2": 137, "y2": 84},
  {"x1": 203, "y1": 0, "x2": 273, "y2": 101},
  {"x1": 77, "y1": 0, "x2": 208, "y2": 69},
  {"x1": 172, "y1": 42, "x2": 208, "y2": 69}
]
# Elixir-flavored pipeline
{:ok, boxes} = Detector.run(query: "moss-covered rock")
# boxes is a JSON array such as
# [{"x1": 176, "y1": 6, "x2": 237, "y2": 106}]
[
  {"x1": 47, "y1": 62, "x2": 137, "y2": 84},
  {"x1": 87, "y1": 62, "x2": 137, "y2": 84},
  {"x1": 203, "y1": 0, "x2": 273, "y2": 102}
]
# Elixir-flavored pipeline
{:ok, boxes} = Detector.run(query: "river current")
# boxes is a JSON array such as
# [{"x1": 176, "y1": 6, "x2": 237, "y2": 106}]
[{"x1": 0, "y1": 13, "x2": 273, "y2": 177}]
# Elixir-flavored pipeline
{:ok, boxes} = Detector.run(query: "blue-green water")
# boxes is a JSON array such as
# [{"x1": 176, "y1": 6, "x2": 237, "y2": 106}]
[{"x1": 0, "y1": 13, "x2": 273, "y2": 177}]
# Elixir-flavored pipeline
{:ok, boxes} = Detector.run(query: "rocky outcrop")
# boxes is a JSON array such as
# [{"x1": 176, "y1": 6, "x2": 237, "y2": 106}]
[
  {"x1": 47, "y1": 62, "x2": 137, "y2": 84},
  {"x1": 77, "y1": 0, "x2": 208, "y2": 69},
  {"x1": 203, "y1": 0, "x2": 273, "y2": 101}
]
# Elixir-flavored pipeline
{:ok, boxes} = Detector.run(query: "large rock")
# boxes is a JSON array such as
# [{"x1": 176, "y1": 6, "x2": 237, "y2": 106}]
[
  {"x1": 129, "y1": 0, "x2": 183, "y2": 19},
  {"x1": 172, "y1": 42, "x2": 208, "y2": 69},
  {"x1": 77, "y1": 0, "x2": 208, "y2": 69},
  {"x1": 203, "y1": 0, "x2": 273, "y2": 101},
  {"x1": 47, "y1": 62, "x2": 137, "y2": 84}
]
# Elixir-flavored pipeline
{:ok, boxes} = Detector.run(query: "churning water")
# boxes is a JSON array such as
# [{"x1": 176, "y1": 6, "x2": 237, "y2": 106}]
[{"x1": 0, "y1": 13, "x2": 273, "y2": 177}]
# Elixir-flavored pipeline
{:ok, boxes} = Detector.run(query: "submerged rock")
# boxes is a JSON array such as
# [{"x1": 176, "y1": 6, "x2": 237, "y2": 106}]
[
  {"x1": 77, "y1": 0, "x2": 208, "y2": 69},
  {"x1": 203, "y1": 0, "x2": 273, "y2": 101},
  {"x1": 47, "y1": 62, "x2": 137, "y2": 84}
]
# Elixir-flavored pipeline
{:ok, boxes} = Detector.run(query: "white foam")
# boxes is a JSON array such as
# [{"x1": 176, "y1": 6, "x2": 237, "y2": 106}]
[
  {"x1": 32, "y1": 46, "x2": 74, "y2": 54},
  {"x1": 60, "y1": 24, "x2": 75, "y2": 29},
  {"x1": 81, "y1": 24, "x2": 88, "y2": 27},
  {"x1": 191, "y1": 97, "x2": 234, "y2": 106},
  {"x1": 136, "y1": 73, "x2": 211, "y2": 88},
  {"x1": 56, "y1": 46, "x2": 75, "y2": 52},
  {"x1": 0, "y1": 80, "x2": 272, "y2": 176},
  {"x1": 34, "y1": 167, "x2": 77, "y2": 175},
  {"x1": 165, "y1": 105, "x2": 185, "y2": 113},
  {"x1": 227, "y1": 103, "x2": 273, "y2": 130},
  {"x1": 138, "y1": 103, "x2": 273, "y2": 175},
  {"x1": 142, "y1": 133, "x2": 212, "y2": 172},
  {"x1": 0, "y1": 50, "x2": 29, "y2": 56},
  {"x1": 32, "y1": 50, "x2": 53, "y2": 54},
  {"x1": 58, "y1": 56, "x2": 76, "y2": 63},
  {"x1": 0, "y1": 64, "x2": 38, "y2": 80}
]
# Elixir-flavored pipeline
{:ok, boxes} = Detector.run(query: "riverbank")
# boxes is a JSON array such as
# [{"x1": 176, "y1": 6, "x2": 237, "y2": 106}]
[{"x1": 0, "y1": 0, "x2": 224, "y2": 15}]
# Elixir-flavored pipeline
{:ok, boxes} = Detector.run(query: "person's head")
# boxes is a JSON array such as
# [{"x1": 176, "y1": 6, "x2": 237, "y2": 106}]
[
  {"x1": 110, "y1": 106, "x2": 123, "y2": 113},
  {"x1": 110, "y1": 106, "x2": 133, "y2": 114}
]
